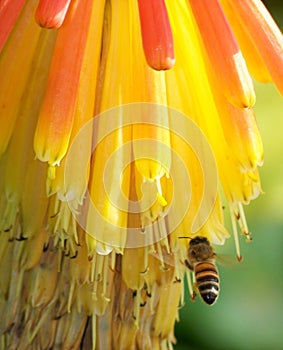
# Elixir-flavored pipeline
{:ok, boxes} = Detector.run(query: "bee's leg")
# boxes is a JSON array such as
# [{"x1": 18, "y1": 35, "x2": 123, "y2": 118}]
[
  {"x1": 173, "y1": 277, "x2": 181, "y2": 283},
  {"x1": 184, "y1": 259, "x2": 193, "y2": 270},
  {"x1": 192, "y1": 282, "x2": 198, "y2": 301},
  {"x1": 185, "y1": 270, "x2": 197, "y2": 301},
  {"x1": 191, "y1": 270, "x2": 199, "y2": 301}
]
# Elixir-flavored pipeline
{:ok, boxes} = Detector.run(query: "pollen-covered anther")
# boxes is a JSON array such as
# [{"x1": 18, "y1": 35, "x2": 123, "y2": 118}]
[
  {"x1": 137, "y1": 0, "x2": 175, "y2": 70},
  {"x1": 35, "y1": 0, "x2": 72, "y2": 29},
  {"x1": 245, "y1": 235, "x2": 253, "y2": 243},
  {"x1": 237, "y1": 255, "x2": 243, "y2": 263}
]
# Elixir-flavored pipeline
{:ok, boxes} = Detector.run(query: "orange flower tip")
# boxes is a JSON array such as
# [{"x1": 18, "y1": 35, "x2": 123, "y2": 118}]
[
  {"x1": 35, "y1": 0, "x2": 71, "y2": 29},
  {"x1": 138, "y1": 0, "x2": 175, "y2": 71},
  {"x1": 150, "y1": 55, "x2": 175, "y2": 71}
]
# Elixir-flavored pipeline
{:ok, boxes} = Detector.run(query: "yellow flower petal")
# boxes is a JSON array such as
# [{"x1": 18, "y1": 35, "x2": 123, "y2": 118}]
[
  {"x1": 34, "y1": 0, "x2": 98, "y2": 166},
  {"x1": 0, "y1": 0, "x2": 41, "y2": 156}
]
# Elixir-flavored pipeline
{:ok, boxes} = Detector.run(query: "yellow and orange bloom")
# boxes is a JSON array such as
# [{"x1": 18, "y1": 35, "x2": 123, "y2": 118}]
[{"x1": 0, "y1": 0, "x2": 282, "y2": 349}]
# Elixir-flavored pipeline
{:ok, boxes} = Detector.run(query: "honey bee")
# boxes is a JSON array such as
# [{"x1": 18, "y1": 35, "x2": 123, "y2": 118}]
[{"x1": 184, "y1": 236, "x2": 220, "y2": 305}]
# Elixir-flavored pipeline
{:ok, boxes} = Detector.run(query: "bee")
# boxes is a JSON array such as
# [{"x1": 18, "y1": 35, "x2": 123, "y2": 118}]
[{"x1": 184, "y1": 236, "x2": 220, "y2": 305}]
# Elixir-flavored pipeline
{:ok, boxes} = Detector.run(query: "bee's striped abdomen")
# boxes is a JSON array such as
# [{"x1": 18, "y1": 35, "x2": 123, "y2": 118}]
[{"x1": 195, "y1": 262, "x2": 219, "y2": 305}]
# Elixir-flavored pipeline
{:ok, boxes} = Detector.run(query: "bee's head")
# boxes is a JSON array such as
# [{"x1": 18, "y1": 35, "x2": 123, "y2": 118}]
[
  {"x1": 188, "y1": 236, "x2": 214, "y2": 262},
  {"x1": 189, "y1": 236, "x2": 210, "y2": 246}
]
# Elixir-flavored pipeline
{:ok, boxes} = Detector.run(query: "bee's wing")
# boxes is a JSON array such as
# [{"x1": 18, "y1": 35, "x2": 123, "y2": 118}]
[{"x1": 215, "y1": 253, "x2": 238, "y2": 267}]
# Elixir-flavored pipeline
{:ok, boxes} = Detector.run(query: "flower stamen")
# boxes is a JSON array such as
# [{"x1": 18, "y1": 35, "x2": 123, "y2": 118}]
[
  {"x1": 229, "y1": 204, "x2": 244, "y2": 261},
  {"x1": 237, "y1": 203, "x2": 252, "y2": 241}
]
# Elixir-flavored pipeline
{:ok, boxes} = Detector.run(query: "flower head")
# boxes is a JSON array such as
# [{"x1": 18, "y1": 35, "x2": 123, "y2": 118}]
[{"x1": 0, "y1": 0, "x2": 282, "y2": 348}]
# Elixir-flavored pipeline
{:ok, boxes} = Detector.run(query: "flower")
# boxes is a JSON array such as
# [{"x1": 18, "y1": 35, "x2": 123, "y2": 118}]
[{"x1": 0, "y1": 0, "x2": 282, "y2": 349}]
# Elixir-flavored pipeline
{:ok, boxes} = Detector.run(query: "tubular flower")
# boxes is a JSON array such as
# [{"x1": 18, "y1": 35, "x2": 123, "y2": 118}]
[{"x1": 0, "y1": 0, "x2": 282, "y2": 349}]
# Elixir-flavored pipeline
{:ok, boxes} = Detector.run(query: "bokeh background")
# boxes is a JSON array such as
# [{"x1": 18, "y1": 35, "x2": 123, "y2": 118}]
[{"x1": 175, "y1": 1, "x2": 283, "y2": 349}]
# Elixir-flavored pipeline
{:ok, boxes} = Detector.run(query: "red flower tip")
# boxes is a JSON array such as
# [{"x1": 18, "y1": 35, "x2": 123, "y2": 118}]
[
  {"x1": 35, "y1": 0, "x2": 72, "y2": 29},
  {"x1": 138, "y1": 0, "x2": 175, "y2": 71}
]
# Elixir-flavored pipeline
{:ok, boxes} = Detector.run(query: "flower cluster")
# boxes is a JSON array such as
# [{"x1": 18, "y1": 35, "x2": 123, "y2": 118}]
[{"x1": 0, "y1": 0, "x2": 282, "y2": 349}]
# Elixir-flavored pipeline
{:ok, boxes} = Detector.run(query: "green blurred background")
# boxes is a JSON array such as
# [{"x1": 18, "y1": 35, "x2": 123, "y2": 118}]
[{"x1": 175, "y1": 1, "x2": 283, "y2": 349}]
